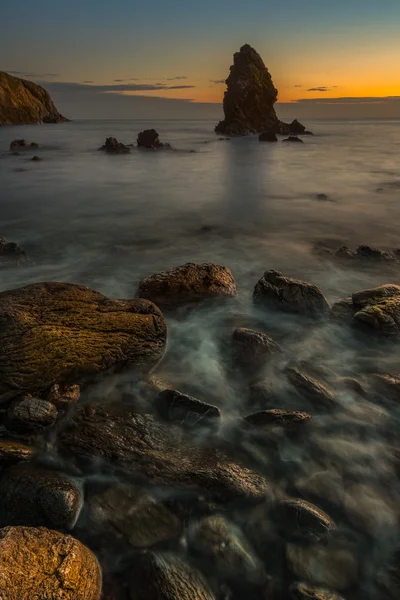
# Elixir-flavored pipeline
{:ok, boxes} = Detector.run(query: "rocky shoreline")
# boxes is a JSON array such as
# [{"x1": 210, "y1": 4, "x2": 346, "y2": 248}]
[{"x1": 0, "y1": 261, "x2": 399, "y2": 598}]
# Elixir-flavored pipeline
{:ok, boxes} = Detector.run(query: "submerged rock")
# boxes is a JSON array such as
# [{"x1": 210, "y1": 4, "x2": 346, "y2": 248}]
[
  {"x1": 283, "y1": 136, "x2": 304, "y2": 143},
  {"x1": 60, "y1": 404, "x2": 270, "y2": 502},
  {"x1": 7, "y1": 396, "x2": 57, "y2": 432},
  {"x1": 243, "y1": 409, "x2": 311, "y2": 429},
  {"x1": 0, "y1": 463, "x2": 83, "y2": 530},
  {"x1": 154, "y1": 389, "x2": 221, "y2": 430},
  {"x1": 285, "y1": 366, "x2": 337, "y2": 410},
  {"x1": 0, "y1": 526, "x2": 101, "y2": 599},
  {"x1": 290, "y1": 582, "x2": 346, "y2": 600},
  {"x1": 99, "y1": 137, "x2": 130, "y2": 154},
  {"x1": 215, "y1": 44, "x2": 309, "y2": 136},
  {"x1": 253, "y1": 270, "x2": 330, "y2": 317},
  {"x1": 0, "y1": 236, "x2": 28, "y2": 267},
  {"x1": 0, "y1": 282, "x2": 167, "y2": 402},
  {"x1": 129, "y1": 552, "x2": 215, "y2": 600},
  {"x1": 187, "y1": 514, "x2": 266, "y2": 584},
  {"x1": 232, "y1": 327, "x2": 283, "y2": 375},
  {"x1": 277, "y1": 498, "x2": 336, "y2": 543},
  {"x1": 137, "y1": 129, "x2": 170, "y2": 149},
  {"x1": 87, "y1": 484, "x2": 181, "y2": 549},
  {"x1": 138, "y1": 262, "x2": 237, "y2": 309},
  {"x1": 9, "y1": 139, "x2": 39, "y2": 151},
  {"x1": 31, "y1": 155, "x2": 41, "y2": 161}
]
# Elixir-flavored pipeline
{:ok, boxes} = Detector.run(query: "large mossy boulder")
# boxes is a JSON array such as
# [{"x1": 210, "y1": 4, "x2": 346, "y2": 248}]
[
  {"x1": 0, "y1": 282, "x2": 167, "y2": 403},
  {"x1": 0, "y1": 526, "x2": 101, "y2": 599},
  {"x1": 60, "y1": 404, "x2": 270, "y2": 502},
  {"x1": 137, "y1": 262, "x2": 237, "y2": 309}
]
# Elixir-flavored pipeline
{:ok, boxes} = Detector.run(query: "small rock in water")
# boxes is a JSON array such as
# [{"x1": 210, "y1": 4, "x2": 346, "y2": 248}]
[
  {"x1": 9, "y1": 139, "x2": 39, "y2": 151},
  {"x1": 129, "y1": 552, "x2": 216, "y2": 600},
  {"x1": 285, "y1": 366, "x2": 337, "y2": 410},
  {"x1": 0, "y1": 526, "x2": 101, "y2": 599},
  {"x1": 0, "y1": 463, "x2": 83, "y2": 530},
  {"x1": 335, "y1": 246, "x2": 355, "y2": 260},
  {"x1": 355, "y1": 244, "x2": 394, "y2": 261},
  {"x1": 154, "y1": 389, "x2": 221, "y2": 430},
  {"x1": 46, "y1": 382, "x2": 81, "y2": 407},
  {"x1": 259, "y1": 131, "x2": 278, "y2": 142},
  {"x1": 253, "y1": 270, "x2": 330, "y2": 317},
  {"x1": 7, "y1": 396, "x2": 57, "y2": 432},
  {"x1": 315, "y1": 193, "x2": 330, "y2": 201},
  {"x1": 137, "y1": 128, "x2": 171, "y2": 149},
  {"x1": 282, "y1": 136, "x2": 304, "y2": 143},
  {"x1": 277, "y1": 498, "x2": 336, "y2": 542},
  {"x1": 243, "y1": 409, "x2": 311, "y2": 429},
  {"x1": 31, "y1": 155, "x2": 41, "y2": 161},
  {"x1": 232, "y1": 327, "x2": 283, "y2": 375},
  {"x1": 99, "y1": 136, "x2": 130, "y2": 154}
]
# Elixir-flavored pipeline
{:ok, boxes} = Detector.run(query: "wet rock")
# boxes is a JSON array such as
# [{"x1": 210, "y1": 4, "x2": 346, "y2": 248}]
[
  {"x1": 334, "y1": 246, "x2": 355, "y2": 260},
  {"x1": 316, "y1": 194, "x2": 330, "y2": 201},
  {"x1": 7, "y1": 396, "x2": 57, "y2": 432},
  {"x1": 138, "y1": 262, "x2": 237, "y2": 309},
  {"x1": 285, "y1": 366, "x2": 337, "y2": 410},
  {"x1": 0, "y1": 463, "x2": 83, "y2": 530},
  {"x1": 330, "y1": 297, "x2": 355, "y2": 324},
  {"x1": 352, "y1": 284, "x2": 400, "y2": 307},
  {"x1": 46, "y1": 382, "x2": 81, "y2": 407},
  {"x1": 31, "y1": 155, "x2": 41, "y2": 161},
  {"x1": 253, "y1": 270, "x2": 329, "y2": 317},
  {"x1": 354, "y1": 297, "x2": 400, "y2": 337},
  {"x1": 9, "y1": 139, "x2": 27, "y2": 151},
  {"x1": 243, "y1": 409, "x2": 311, "y2": 430},
  {"x1": 99, "y1": 137, "x2": 130, "y2": 154},
  {"x1": 137, "y1": 129, "x2": 170, "y2": 149},
  {"x1": 232, "y1": 327, "x2": 283, "y2": 375},
  {"x1": 60, "y1": 405, "x2": 271, "y2": 502},
  {"x1": 286, "y1": 540, "x2": 358, "y2": 591},
  {"x1": 154, "y1": 389, "x2": 221, "y2": 430},
  {"x1": 355, "y1": 245, "x2": 394, "y2": 261},
  {"x1": 215, "y1": 44, "x2": 308, "y2": 136},
  {"x1": 277, "y1": 498, "x2": 336, "y2": 542},
  {"x1": 0, "y1": 282, "x2": 167, "y2": 403},
  {"x1": 0, "y1": 439, "x2": 36, "y2": 461},
  {"x1": 87, "y1": 484, "x2": 181, "y2": 549},
  {"x1": 0, "y1": 526, "x2": 101, "y2": 599},
  {"x1": 187, "y1": 514, "x2": 266, "y2": 584},
  {"x1": 283, "y1": 136, "x2": 304, "y2": 143},
  {"x1": 259, "y1": 131, "x2": 278, "y2": 142},
  {"x1": 0, "y1": 236, "x2": 28, "y2": 267},
  {"x1": 290, "y1": 582, "x2": 346, "y2": 600},
  {"x1": 129, "y1": 552, "x2": 215, "y2": 600}
]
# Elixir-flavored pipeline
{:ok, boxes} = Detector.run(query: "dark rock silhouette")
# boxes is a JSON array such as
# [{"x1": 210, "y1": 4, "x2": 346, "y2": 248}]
[
  {"x1": 283, "y1": 135, "x2": 304, "y2": 143},
  {"x1": 259, "y1": 131, "x2": 278, "y2": 142},
  {"x1": 0, "y1": 72, "x2": 69, "y2": 126},
  {"x1": 0, "y1": 236, "x2": 29, "y2": 267},
  {"x1": 99, "y1": 137, "x2": 130, "y2": 154},
  {"x1": 215, "y1": 44, "x2": 310, "y2": 136},
  {"x1": 137, "y1": 129, "x2": 171, "y2": 149}
]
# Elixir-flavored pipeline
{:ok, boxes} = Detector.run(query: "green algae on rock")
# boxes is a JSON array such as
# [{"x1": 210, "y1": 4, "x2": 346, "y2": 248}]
[{"x1": 0, "y1": 282, "x2": 167, "y2": 402}]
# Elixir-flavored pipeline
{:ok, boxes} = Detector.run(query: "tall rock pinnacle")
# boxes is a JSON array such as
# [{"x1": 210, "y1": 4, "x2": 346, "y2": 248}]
[{"x1": 215, "y1": 44, "x2": 308, "y2": 136}]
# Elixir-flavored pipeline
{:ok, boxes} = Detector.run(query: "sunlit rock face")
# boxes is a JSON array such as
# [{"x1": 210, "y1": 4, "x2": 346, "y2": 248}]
[{"x1": 215, "y1": 44, "x2": 308, "y2": 136}]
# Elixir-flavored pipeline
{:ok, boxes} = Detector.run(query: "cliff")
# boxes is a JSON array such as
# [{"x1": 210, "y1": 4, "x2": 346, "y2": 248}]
[
  {"x1": 0, "y1": 72, "x2": 68, "y2": 126},
  {"x1": 215, "y1": 44, "x2": 308, "y2": 136}
]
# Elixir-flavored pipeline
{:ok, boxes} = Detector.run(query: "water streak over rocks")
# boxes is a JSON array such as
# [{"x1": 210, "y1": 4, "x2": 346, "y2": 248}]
[
  {"x1": 0, "y1": 282, "x2": 167, "y2": 402},
  {"x1": 0, "y1": 526, "x2": 101, "y2": 599}
]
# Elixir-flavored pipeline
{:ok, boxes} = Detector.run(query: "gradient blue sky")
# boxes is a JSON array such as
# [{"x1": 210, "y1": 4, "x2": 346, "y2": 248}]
[{"x1": 2, "y1": 0, "x2": 400, "y2": 118}]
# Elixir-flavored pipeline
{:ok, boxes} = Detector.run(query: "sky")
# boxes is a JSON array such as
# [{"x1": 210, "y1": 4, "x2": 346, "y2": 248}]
[{"x1": 1, "y1": 0, "x2": 400, "y2": 119}]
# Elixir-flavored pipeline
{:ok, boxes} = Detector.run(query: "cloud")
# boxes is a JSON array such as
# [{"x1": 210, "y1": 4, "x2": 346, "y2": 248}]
[
  {"x1": 82, "y1": 80, "x2": 94, "y2": 84},
  {"x1": 6, "y1": 70, "x2": 59, "y2": 79},
  {"x1": 276, "y1": 95, "x2": 400, "y2": 119},
  {"x1": 307, "y1": 86, "x2": 330, "y2": 92},
  {"x1": 294, "y1": 84, "x2": 303, "y2": 88},
  {"x1": 210, "y1": 79, "x2": 225, "y2": 85},
  {"x1": 43, "y1": 81, "x2": 196, "y2": 94},
  {"x1": 293, "y1": 95, "x2": 400, "y2": 105},
  {"x1": 166, "y1": 76, "x2": 187, "y2": 80}
]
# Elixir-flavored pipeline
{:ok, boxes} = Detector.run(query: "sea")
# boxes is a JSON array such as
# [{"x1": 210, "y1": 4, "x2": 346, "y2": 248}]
[{"x1": 1, "y1": 118, "x2": 400, "y2": 597}]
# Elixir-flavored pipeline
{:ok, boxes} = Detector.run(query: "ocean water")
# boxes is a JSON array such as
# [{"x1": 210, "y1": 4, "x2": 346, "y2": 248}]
[{"x1": 2, "y1": 119, "x2": 400, "y2": 597}]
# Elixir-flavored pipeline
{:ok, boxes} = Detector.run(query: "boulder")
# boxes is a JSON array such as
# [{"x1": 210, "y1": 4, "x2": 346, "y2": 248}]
[
  {"x1": 290, "y1": 582, "x2": 346, "y2": 600},
  {"x1": 283, "y1": 136, "x2": 304, "y2": 143},
  {"x1": 46, "y1": 382, "x2": 81, "y2": 407},
  {"x1": 60, "y1": 404, "x2": 270, "y2": 502},
  {"x1": 243, "y1": 409, "x2": 311, "y2": 429},
  {"x1": 0, "y1": 236, "x2": 28, "y2": 267},
  {"x1": 187, "y1": 515, "x2": 266, "y2": 584},
  {"x1": 259, "y1": 131, "x2": 278, "y2": 142},
  {"x1": 253, "y1": 270, "x2": 330, "y2": 317},
  {"x1": 352, "y1": 284, "x2": 400, "y2": 307},
  {"x1": 276, "y1": 498, "x2": 336, "y2": 542},
  {"x1": 87, "y1": 484, "x2": 181, "y2": 549},
  {"x1": 232, "y1": 327, "x2": 283, "y2": 374},
  {"x1": 129, "y1": 552, "x2": 215, "y2": 600},
  {"x1": 7, "y1": 396, "x2": 57, "y2": 432},
  {"x1": 285, "y1": 366, "x2": 337, "y2": 410},
  {"x1": 0, "y1": 282, "x2": 167, "y2": 402},
  {"x1": 0, "y1": 526, "x2": 101, "y2": 599},
  {"x1": 215, "y1": 44, "x2": 309, "y2": 136},
  {"x1": 137, "y1": 129, "x2": 170, "y2": 149},
  {"x1": 0, "y1": 439, "x2": 36, "y2": 461},
  {"x1": 154, "y1": 389, "x2": 221, "y2": 430},
  {"x1": 0, "y1": 463, "x2": 83, "y2": 530},
  {"x1": 137, "y1": 262, "x2": 237, "y2": 309},
  {"x1": 99, "y1": 137, "x2": 130, "y2": 154}
]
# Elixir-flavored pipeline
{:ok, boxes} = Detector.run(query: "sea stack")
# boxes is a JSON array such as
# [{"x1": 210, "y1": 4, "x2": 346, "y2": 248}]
[
  {"x1": 0, "y1": 72, "x2": 68, "y2": 126},
  {"x1": 215, "y1": 44, "x2": 309, "y2": 136}
]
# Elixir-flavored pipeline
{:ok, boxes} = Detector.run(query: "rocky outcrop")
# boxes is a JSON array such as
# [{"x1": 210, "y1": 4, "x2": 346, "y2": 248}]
[
  {"x1": 137, "y1": 129, "x2": 171, "y2": 149},
  {"x1": 0, "y1": 282, "x2": 167, "y2": 402},
  {"x1": 60, "y1": 404, "x2": 270, "y2": 502},
  {"x1": 99, "y1": 137, "x2": 130, "y2": 154},
  {"x1": 138, "y1": 262, "x2": 237, "y2": 309},
  {"x1": 0, "y1": 72, "x2": 68, "y2": 126},
  {"x1": 215, "y1": 44, "x2": 309, "y2": 136},
  {"x1": 253, "y1": 270, "x2": 330, "y2": 317},
  {"x1": 10, "y1": 139, "x2": 39, "y2": 151},
  {"x1": 0, "y1": 526, "x2": 101, "y2": 599}
]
